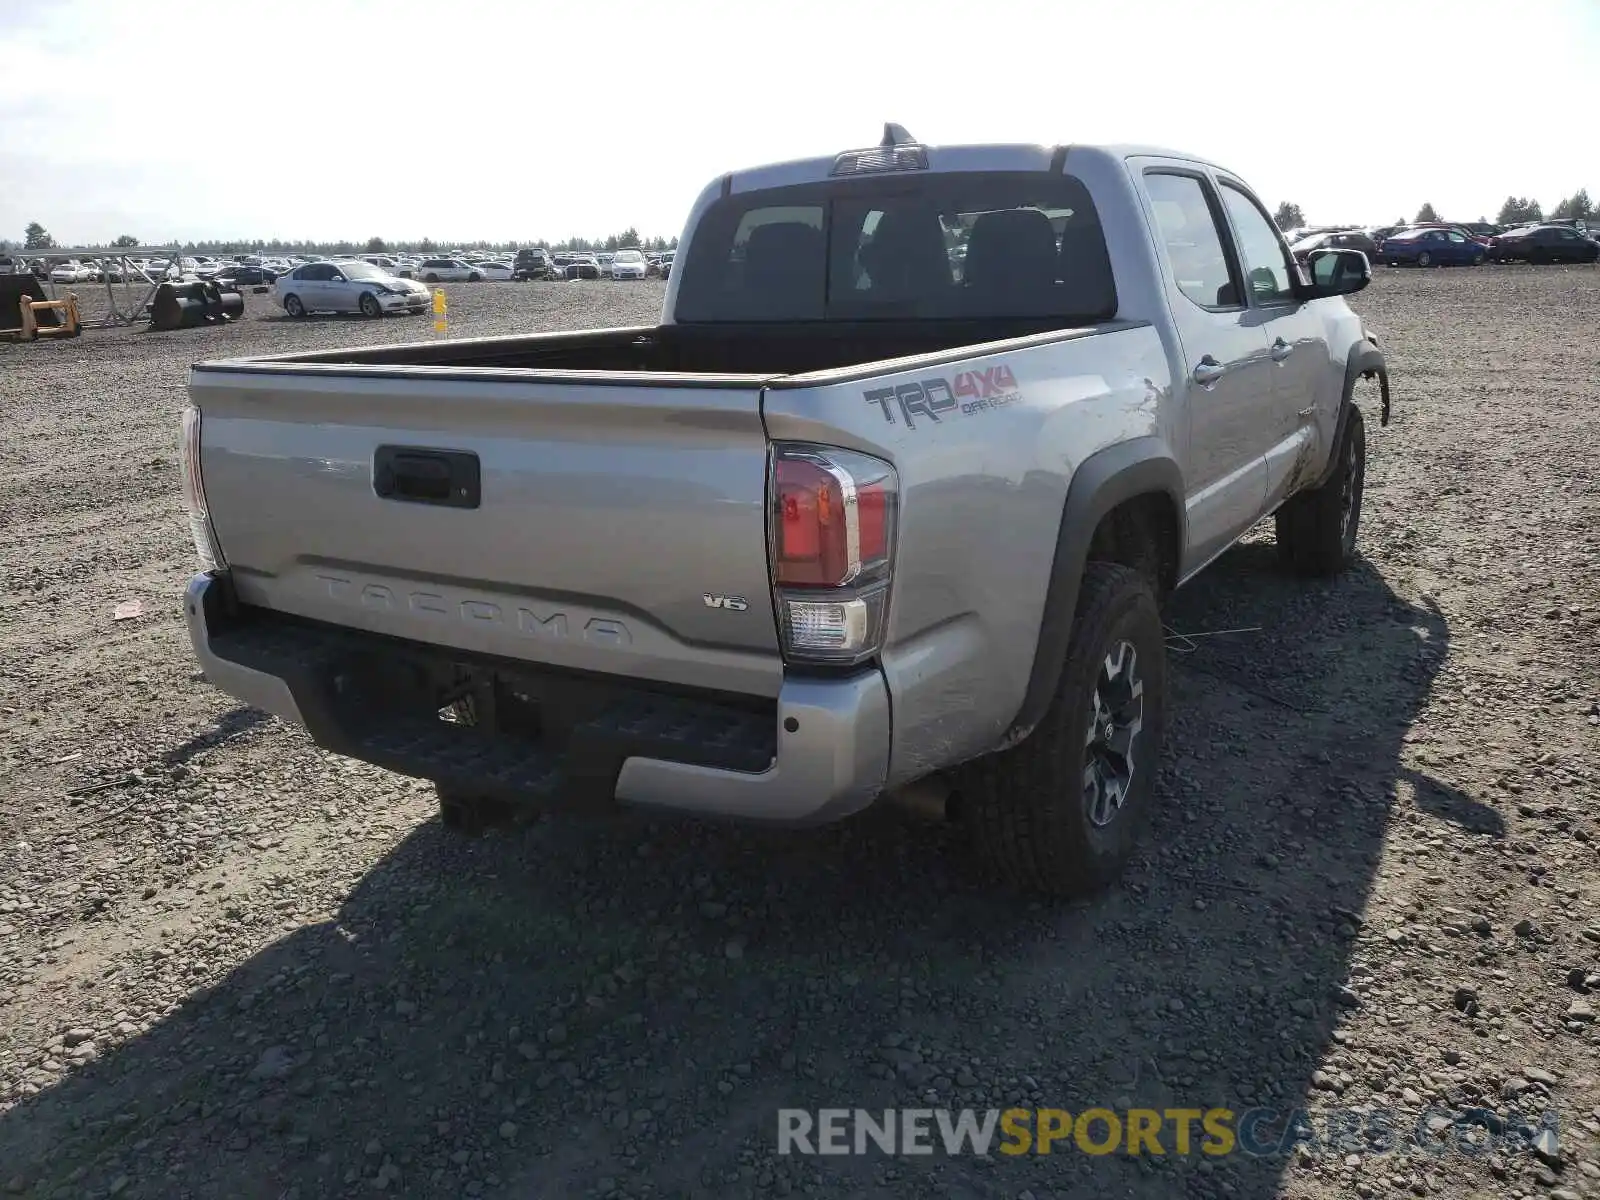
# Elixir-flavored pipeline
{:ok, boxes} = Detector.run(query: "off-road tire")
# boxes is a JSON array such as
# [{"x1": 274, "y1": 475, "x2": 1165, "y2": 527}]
[
  {"x1": 1275, "y1": 403, "x2": 1366, "y2": 577},
  {"x1": 956, "y1": 562, "x2": 1167, "y2": 897}
]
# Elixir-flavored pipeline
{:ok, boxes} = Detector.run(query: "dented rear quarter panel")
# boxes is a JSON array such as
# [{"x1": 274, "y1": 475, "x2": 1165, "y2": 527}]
[{"x1": 763, "y1": 323, "x2": 1174, "y2": 787}]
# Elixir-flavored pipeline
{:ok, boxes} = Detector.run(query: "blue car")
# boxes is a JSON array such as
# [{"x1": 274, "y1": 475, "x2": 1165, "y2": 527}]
[{"x1": 1379, "y1": 227, "x2": 1486, "y2": 268}]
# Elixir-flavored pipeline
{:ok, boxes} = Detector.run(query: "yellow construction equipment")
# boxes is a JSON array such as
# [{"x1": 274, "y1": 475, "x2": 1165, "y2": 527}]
[{"x1": 0, "y1": 279, "x2": 82, "y2": 342}]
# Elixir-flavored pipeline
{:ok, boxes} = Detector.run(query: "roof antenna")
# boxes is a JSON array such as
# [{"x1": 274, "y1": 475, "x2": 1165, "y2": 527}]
[{"x1": 882, "y1": 123, "x2": 914, "y2": 147}]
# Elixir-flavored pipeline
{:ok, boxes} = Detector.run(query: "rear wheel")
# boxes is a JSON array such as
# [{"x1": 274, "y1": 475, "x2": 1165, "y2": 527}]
[
  {"x1": 957, "y1": 563, "x2": 1167, "y2": 898},
  {"x1": 1416, "y1": 251, "x2": 1433, "y2": 267},
  {"x1": 1275, "y1": 403, "x2": 1366, "y2": 576},
  {"x1": 424, "y1": 272, "x2": 439, "y2": 283},
  {"x1": 469, "y1": 272, "x2": 481, "y2": 282},
  {"x1": 358, "y1": 292, "x2": 382, "y2": 318},
  {"x1": 283, "y1": 294, "x2": 305, "y2": 318}
]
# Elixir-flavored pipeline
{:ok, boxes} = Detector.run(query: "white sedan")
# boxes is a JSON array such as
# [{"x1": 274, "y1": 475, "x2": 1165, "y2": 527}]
[
  {"x1": 610, "y1": 249, "x2": 648, "y2": 280},
  {"x1": 274, "y1": 261, "x2": 431, "y2": 318},
  {"x1": 49, "y1": 260, "x2": 94, "y2": 283},
  {"x1": 474, "y1": 261, "x2": 516, "y2": 281}
]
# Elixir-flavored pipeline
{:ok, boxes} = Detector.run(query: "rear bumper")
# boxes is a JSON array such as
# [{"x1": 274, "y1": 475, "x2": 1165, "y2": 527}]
[{"x1": 183, "y1": 572, "x2": 888, "y2": 824}]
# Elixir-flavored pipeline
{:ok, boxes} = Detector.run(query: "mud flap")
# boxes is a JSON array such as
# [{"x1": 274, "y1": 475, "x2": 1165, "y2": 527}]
[{"x1": 1370, "y1": 365, "x2": 1392, "y2": 426}]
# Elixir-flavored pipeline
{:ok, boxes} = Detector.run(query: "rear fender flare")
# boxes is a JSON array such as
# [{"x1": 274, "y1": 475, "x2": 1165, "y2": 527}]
[{"x1": 1006, "y1": 437, "x2": 1184, "y2": 745}]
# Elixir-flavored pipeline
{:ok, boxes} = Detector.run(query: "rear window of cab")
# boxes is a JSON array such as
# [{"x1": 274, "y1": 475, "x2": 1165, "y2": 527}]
[{"x1": 674, "y1": 171, "x2": 1117, "y2": 324}]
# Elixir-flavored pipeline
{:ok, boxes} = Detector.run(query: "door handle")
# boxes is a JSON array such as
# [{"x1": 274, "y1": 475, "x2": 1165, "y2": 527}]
[
  {"x1": 1192, "y1": 356, "x2": 1226, "y2": 386},
  {"x1": 1270, "y1": 338, "x2": 1294, "y2": 362}
]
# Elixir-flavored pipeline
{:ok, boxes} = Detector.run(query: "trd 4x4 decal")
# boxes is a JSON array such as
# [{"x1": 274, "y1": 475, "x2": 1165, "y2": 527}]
[{"x1": 863, "y1": 364, "x2": 1022, "y2": 430}]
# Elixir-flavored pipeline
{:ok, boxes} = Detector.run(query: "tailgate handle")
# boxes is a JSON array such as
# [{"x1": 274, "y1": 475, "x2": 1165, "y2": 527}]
[{"x1": 373, "y1": 446, "x2": 481, "y2": 509}]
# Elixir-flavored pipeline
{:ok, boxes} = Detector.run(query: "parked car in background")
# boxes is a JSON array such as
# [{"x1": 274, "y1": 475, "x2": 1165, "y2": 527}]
[
  {"x1": 563, "y1": 255, "x2": 601, "y2": 280},
  {"x1": 219, "y1": 263, "x2": 280, "y2": 286},
  {"x1": 49, "y1": 260, "x2": 94, "y2": 284},
  {"x1": 0, "y1": 255, "x2": 26, "y2": 276},
  {"x1": 1403, "y1": 222, "x2": 1493, "y2": 248},
  {"x1": 416, "y1": 257, "x2": 481, "y2": 283},
  {"x1": 513, "y1": 247, "x2": 557, "y2": 280},
  {"x1": 274, "y1": 260, "x2": 431, "y2": 318},
  {"x1": 610, "y1": 248, "x2": 648, "y2": 280},
  {"x1": 658, "y1": 250, "x2": 675, "y2": 280},
  {"x1": 1379, "y1": 227, "x2": 1485, "y2": 267},
  {"x1": 1289, "y1": 229, "x2": 1379, "y2": 264},
  {"x1": 1489, "y1": 223, "x2": 1600, "y2": 264},
  {"x1": 473, "y1": 261, "x2": 516, "y2": 281}
]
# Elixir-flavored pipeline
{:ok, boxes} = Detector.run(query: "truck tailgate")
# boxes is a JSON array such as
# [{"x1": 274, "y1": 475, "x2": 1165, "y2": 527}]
[{"x1": 190, "y1": 366, "x2": 783, "y2": 699}]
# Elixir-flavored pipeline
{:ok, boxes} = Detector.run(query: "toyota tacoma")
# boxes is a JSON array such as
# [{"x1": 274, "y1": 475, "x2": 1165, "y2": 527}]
[{"x1": 178, "y1": 126, "x2": 1390, "y2": 896}]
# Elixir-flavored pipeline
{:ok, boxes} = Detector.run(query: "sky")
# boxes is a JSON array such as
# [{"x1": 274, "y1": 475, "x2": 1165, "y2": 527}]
[{"x1": 3, "y1": 0, "x2": 1597, "y2": 248}]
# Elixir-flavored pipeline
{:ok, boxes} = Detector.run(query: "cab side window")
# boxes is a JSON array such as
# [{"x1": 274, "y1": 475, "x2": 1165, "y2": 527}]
[
  {"x1": 1219, "y1": 184, "x2": 1294, "y2": 305},
  {"x1": 1144, "y1": 172, "x2": 1239, "y2": 310}
]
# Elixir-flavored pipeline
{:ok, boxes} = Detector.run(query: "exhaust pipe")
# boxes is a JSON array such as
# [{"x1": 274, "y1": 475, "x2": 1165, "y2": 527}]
[{"x1": 884, "y1": 775, "x2": 953, "y2": 822}]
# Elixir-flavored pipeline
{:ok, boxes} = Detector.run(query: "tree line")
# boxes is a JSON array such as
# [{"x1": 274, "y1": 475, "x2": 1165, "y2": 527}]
[
  {"x1": 1272, "y1": 190, "x2": 1595, "y2": 232},
  {"x1": 2, "y1": 222, "x2": 678, "y2": 256}
]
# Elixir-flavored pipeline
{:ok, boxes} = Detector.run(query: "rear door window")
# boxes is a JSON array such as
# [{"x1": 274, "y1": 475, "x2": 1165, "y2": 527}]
[{"x1": 674, "y1": 171, "x2": 1116, "y2": 323}]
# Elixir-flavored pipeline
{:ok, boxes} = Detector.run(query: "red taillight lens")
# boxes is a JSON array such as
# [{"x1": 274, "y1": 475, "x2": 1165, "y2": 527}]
[
  {"x1": 774, "y1": 457, "x2": 839, "y2": 585},
  {"x1": 769, "y1": 445, "x2": 898, "y2": 665},
  {"x1": 857, "y1": 481, "x2": 888, "y2": 563},
  {"x1": 771, "y1": 449, "x2": 896, "y2": 588}
]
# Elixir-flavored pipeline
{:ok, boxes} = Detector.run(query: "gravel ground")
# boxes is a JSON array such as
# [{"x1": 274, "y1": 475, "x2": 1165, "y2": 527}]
[{"x1": 1, "y1": 270, "x2": 1597, "y2": 1200}]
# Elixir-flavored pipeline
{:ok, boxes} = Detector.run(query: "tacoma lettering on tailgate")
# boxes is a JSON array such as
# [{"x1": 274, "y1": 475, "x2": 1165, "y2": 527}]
[{"x1": 313, "y1": 574, "x2": 632, "y2": 647}]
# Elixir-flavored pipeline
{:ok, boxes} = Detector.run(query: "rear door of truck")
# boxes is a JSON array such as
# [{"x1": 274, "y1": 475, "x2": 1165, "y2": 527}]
[{"x1": 190, "y1": 363, "x2": 784, "y2": 699}]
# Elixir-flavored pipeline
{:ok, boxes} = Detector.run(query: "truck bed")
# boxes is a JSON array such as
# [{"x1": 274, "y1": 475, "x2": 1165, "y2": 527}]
[
  {"x1": 188, "y1": 317, "x2": 1131, "y2": 704},
  {"x1": 223, "y1": 318, "x2": 1089, "y2": 380}
]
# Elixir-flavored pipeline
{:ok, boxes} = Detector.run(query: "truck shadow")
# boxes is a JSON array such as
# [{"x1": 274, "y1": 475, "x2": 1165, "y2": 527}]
[{"x1": 0, "y1": 543, "x2": 1462, "y2": 1200}]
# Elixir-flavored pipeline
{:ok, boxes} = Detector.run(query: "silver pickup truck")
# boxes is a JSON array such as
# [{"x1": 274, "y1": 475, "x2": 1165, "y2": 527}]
[{"x1": 179, "y1": 127, "x2": 1390, "y2": 896}]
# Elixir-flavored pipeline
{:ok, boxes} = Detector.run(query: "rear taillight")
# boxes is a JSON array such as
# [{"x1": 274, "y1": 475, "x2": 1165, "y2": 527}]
[
  {"x1": 769, "y1": 445, "x2": 898, "y2": 666},
  {"x1": 179, "y1": 405, "x2": 225, "y2": 572}
]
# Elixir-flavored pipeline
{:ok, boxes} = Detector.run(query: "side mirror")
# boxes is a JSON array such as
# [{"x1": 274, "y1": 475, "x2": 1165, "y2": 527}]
[{"x1": 1301, "y1": 248, "x2": 1370, "y2": 298}]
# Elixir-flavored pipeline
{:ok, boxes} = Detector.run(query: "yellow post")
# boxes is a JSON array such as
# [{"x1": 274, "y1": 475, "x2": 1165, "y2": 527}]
[{"x1": 432, "y1": 288, "x2": 447, "y2": 334}]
